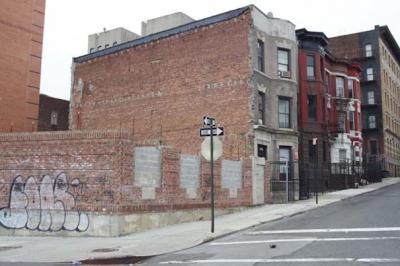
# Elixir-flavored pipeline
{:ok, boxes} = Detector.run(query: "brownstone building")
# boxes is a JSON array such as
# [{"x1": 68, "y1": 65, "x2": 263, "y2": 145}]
[{"x1": 0, "y1": 0, "x2": 46, "y2": 132}]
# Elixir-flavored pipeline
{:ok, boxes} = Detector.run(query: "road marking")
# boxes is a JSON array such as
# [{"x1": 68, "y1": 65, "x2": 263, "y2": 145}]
[
  {"x1": 159, "y1": 258, "x2": 400, "y2": 264},
  {"x1": 247, "y1": 227, "x2": 400, "y2": 235},
  {"x1": 210, "y1": 236, "x2": 400, "y2": 246}
]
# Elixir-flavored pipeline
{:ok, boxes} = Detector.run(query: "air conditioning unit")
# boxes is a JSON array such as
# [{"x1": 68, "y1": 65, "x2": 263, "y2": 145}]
[{"x1": 278, "y1": 71, "x2": 291, "y2": 78}]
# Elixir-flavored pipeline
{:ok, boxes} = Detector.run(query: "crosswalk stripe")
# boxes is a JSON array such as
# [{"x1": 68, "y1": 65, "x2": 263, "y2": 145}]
[
  {"x1": 159, "y1": 258, "x2": 400, "y2": 264},
  {"x1": 247, "y1": 227, "x2": 400, "y2": 235},
  {"x1": 209, "y1": 236, "x2": 400, "y2": 246}
]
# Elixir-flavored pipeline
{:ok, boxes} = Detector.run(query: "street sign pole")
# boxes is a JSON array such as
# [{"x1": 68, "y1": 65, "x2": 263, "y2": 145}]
[{"x1": 210, "y1": 121, "x2": 215, "y2": 233}]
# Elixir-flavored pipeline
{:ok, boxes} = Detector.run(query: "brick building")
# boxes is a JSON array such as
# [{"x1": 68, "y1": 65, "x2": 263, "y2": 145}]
[
  {"x1": 0, "y1": 0, "x2": 46, "y2": 132},
  {"x1": 329, "y1": 26, "x2": 400, "y2": 176},
  {"x1": 0, "y1": 5, "x2": 299, "y2": 237},
  {"x1": 38, "y1": 94, "x2": 69, "y2": 131},
  {"x1": 296, "y1": 29, "x2": 362, "y2": 192},
  {"x1": 71, "y1": 6, "x2": 299, "y2": 202}
]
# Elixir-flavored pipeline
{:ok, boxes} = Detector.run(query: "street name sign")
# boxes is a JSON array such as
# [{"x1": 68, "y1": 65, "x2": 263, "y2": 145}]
[{"x1": 199, "y1": 127, "x2": 224, "y2": 137}]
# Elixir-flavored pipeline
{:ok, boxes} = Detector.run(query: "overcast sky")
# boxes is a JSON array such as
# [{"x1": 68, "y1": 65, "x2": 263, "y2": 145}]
[{"x1": 40, "y1": 0, "x2": 400, "y2": 100}]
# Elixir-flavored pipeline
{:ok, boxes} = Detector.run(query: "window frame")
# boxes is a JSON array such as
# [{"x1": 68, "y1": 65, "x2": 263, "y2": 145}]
[
  {"x1": 366, "y1": 68, "x2": 374, "y2": 81},
  {"x1": 348, "y1": 79, "x2": 354, "y2": 98},
  {"x1": 306, "y1": 54, "x2": 315, "y2": 79},
  {"x1": 336, "y1": 76, "x2": 345, "y2": 97},
  {"x1": 257, "y1": 144, "x2": 268, "y2": 160},
  {"x1": 258, "y1": 91, "x2": 266, "y2": 125},
  {"x1": 368, "y1": 115, "x2": 376, "y2": 128},
  {"x1": 278, "y1": 97, "x2": 291, "y2": 128},
  {"x1": 50, "y1": 111, "x2": 58, "y2": 126},
  {"x1": 257, "y1": 39, "x2": 265, "y2": 72},
  {"x1": 278, "y1": 48, "x2": 290, "y2": 73},
  {"x1": 367, "y1": 91, "x2": 375, "y2": 104},
  {"x1": 365, "y1": 44, "x2": 373, "y2": 57}
]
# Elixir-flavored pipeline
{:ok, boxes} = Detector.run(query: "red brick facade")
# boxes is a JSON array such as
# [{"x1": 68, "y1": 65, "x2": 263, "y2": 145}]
[
  {"x1": 0, "y1": 0, "x2": 46, "y2": 132},
  {"x1": 71, "y1": 11, "x2": 253, "y2": 157}
]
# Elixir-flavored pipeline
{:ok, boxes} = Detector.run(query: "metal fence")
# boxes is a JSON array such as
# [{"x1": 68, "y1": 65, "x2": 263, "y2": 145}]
[
  {"x1": 299, "y1": 161, "x2": 384, "y2": 200},
  {"x1": 269, "y1": 161, "x2": 298, "y2": 203}
]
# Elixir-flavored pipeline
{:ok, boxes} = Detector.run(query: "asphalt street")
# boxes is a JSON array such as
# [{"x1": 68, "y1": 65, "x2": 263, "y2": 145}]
[{"x1": 144, "y1": 182, "x2": 400, "y2": 266}]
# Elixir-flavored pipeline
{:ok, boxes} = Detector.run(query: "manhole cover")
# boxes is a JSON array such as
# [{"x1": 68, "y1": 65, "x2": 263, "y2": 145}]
[
  {"x1": 0, "y1": 245, "x2": 22, "y2": 252},
  {"x1": 91, "y1": 248, "x2": 119, "y2": 253}
]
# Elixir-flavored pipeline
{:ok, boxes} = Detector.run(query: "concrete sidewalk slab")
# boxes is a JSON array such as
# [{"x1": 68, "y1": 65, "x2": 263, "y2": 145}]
[{"x1": 0, "y1": 178, "x2": 398, "y2": 263}]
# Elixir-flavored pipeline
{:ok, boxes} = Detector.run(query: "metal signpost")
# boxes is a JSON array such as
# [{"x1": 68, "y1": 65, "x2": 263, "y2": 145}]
[
  {"x1": 313, "y1": 138, "x2": 318, "y2": 205},
  {"x1": 200, "y1": 116, "x2": 224, "y2": 233}
]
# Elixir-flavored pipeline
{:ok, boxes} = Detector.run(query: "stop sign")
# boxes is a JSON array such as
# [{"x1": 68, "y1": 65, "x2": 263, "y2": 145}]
[{"x1": 201, "y1": 137, "x2": 223, "y2": 161}]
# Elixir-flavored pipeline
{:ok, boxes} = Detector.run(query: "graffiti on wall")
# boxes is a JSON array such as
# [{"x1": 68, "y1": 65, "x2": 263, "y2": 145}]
[{"x1": 0, "y1": 172, "x2": 89, "y2": 232}]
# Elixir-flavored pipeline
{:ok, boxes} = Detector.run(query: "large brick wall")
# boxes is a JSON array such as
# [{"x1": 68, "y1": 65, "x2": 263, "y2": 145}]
[
  {"x1": 0, "y1": 130, "x2": 269, "y2": 236},
  {"x1": 0, "y1": 0, "x2": 45, "y2": 132},
  {"x1": 71, "y1": 11, "x2": 253, "y2": 158}
]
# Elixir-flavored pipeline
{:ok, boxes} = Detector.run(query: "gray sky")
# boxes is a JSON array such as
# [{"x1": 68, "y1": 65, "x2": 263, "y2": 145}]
[{"x1": 40, "y1": 0, "x2": 400, "y2": 100}]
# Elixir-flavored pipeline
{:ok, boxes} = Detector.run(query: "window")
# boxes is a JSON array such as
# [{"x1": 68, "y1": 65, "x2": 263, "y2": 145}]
[
  {"x1": 370, "y1": 140, "x2": 378, "y2": 155},
  {"x1": 105, "y1": 44, "x2": 109, "y2": 48},
  {"x1": 89, "y1": 48, "x2": 94, "y2": 53},
  {"x1": 50, "y1": 111, "x2": 58, "y2": 126},
  {"x1": 367, "y1": 91, "x2": 375, "y2": 104},
  {"x1": 257, "y1": 40, "x2": 265, "y2": 72},
  {"x1": 257, "y1": 144, "x2": 267, "y2": 160},
  {"x1": 278, "y1": 48, "x2": 290, "y2": 73},
  {"x1": 308, "y1": 140, "x2": 316, "y2": 161},
  {"x1": 338, "y1": 111, "x2": 346, "y2": 132},
  {"x1": 306, "y1": 55, "x2": 315, "y2": 79},
  {"x1": 308, "y1": 94, "x2": 317, "y2": 121},
  {"x1": 113, "y1": 41, "x2": 118, "y2": 46},
  {"x1": 339, "y1": 149, "x2": 347, "y2": 163},
  {"x1": 365, "y1": 44, "x2": 373, "y2": 57},
  {"x1": 97, "y1": 45, "x2": 102, "y2": 51},
  {"x1": 348, "y1": 80, "x2": 353, "y2": 98},
  {"x1": 369, "y1": 115, "x2": 376, "y2": 128},
  {"x1": 367, "y1": 68, "x2": 374, "y2": 81},
  {"x1": 349, "y1": 111, "x2": 355, "y2": 130},
  {"x1": 336, "y1": 77, "x2": 344, "y2": 97},
  {"x1": 258, "y1": 91, "x2": 265, "y2": 125},
  {"x1": 278, "y1": 97, "x2": 290, "y2": 128}
]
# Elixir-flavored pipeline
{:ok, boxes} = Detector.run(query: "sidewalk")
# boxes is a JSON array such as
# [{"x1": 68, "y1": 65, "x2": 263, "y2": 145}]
[{"x1": 0, "y1": 178, "x2": 398, "y2": 263}]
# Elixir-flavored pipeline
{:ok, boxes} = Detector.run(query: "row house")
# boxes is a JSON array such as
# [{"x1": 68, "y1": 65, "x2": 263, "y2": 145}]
[
  {"x1": 329, "y1": 26, "x2": 400, "y2": 176},
  {"x1": 296, "y1": 29, "x2": 362, "y2": 181}
]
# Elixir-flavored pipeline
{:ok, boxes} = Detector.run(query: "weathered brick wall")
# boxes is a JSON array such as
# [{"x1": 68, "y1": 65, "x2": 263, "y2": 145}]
[
  {"x1": 71, "y1": 11, "x2": 253, "y2": 158},
  {"x1": 0, "y1": 130, "x2": 260, "y2": 235},
  {"x1": 0, "y1": 0, "x2": 45, "y2": 132}
]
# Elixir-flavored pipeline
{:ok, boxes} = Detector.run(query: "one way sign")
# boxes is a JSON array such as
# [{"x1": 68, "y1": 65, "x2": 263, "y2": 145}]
[
  {"x1": 200, "y1": 127, "x2": 224, "y2": 137},
  {"x1": 203, "y1": 116, "x2": 216, "y2": 126}
]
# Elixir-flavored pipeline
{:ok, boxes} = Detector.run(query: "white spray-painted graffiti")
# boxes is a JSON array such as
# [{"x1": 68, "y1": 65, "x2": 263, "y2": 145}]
[{"x1": 0, "y1": 173, "x2": 89, "y2": 232}]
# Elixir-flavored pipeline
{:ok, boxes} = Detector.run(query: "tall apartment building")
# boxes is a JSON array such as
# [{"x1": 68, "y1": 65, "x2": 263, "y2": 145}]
[
  {"x1": 329, "y1": 26, "x2": 400, "y2": 176},
  {"x1": 0, "y1": 0, "x2": 46, "y2": 132},
  {"x1": 71, "y1": 6, "x2": 299, "y2": 203}
]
